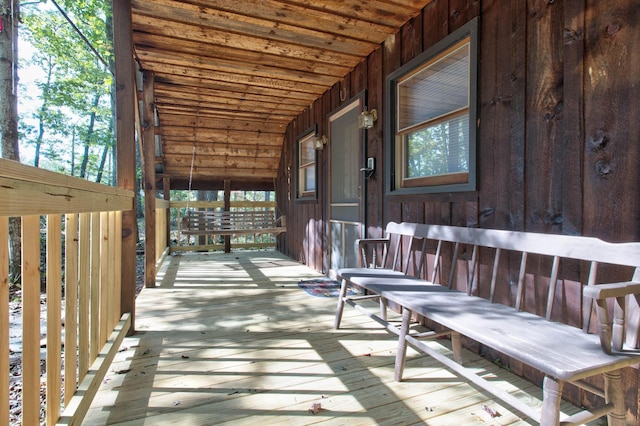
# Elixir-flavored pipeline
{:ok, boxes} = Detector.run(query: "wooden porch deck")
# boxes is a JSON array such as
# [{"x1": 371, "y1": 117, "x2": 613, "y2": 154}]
[{"x1": 84, "y1": 251, "x2": 601, "y2": 425}]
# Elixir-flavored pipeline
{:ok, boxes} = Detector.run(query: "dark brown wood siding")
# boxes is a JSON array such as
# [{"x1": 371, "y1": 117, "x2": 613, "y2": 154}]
[{"x1": 277, "y1": 0, "x2": 640, "y2": 419}]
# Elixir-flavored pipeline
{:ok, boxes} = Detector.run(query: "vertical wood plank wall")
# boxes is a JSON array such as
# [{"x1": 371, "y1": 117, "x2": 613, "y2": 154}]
[{"x1": 276, "y1": 0, "x2": 640, "y2": 420}]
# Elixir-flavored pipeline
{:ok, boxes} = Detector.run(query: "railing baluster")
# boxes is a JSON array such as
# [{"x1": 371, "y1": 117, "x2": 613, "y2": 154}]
[
  {"x1": 0, "y1": 217, "x2": 9, "y2": 423},
  {"x1": 90, "y1": 212, "x2": 101, "y2": 361},
  {"x1": 100, "y1": 211, "x2": 109, "y2": 345},
  {"x1": 22, "y1": 215, "x2": 41, "y2": 425},
  {"x1": 46, "y1": 214, "x2": 62, "y2": 425},
  {"x1": 65, "y1": 214, "x2": 79, "y2": 406},
  {"x1": 79, "y1": 213, "x2": 91, "y2": 380}
]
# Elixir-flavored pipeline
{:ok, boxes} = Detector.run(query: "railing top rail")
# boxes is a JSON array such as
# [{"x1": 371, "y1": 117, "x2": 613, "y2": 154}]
[{"x1": 0, "y1": 158, "x2": 134, "y2": 217}]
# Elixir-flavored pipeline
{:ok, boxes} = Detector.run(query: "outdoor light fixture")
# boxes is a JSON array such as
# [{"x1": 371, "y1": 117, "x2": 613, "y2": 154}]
[
  {"x1": 314, "y1": 135, "x2": 327, "y2": 150},
  {"x1": 358, "y1": 108, "x2": 378, "y2": 129}
]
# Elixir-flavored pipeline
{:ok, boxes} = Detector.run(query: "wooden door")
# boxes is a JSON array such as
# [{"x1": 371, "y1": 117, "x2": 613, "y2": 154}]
[{"x1": 328, "y1": 97, "x2": 364, "y2": 274}]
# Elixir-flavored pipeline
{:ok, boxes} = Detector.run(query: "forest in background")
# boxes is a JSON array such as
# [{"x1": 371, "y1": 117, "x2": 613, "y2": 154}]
[{"x1": 17, "y1": 0, "x2": 116, "y2": 182}]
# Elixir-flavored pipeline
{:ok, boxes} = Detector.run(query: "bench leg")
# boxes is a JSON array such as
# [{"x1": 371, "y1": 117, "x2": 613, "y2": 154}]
[
  {"x1": 380, "y1": 297, "x2": 388, "y2": 322},
  {"x1": 604, "y1": 369, "x2": 626, "y2": 426},
  {"x1": 394, "y1": 307, "x2": 412, "y2": 382},
  {"x1": 540, "y1": 376, "x2": 563, "y2": 426},
  {"x1": 451, "y1": 331, "x2": 463, "y2": 364},
  {"x1": 334, "y1": 279, "x2": 349, "y2": 329}
]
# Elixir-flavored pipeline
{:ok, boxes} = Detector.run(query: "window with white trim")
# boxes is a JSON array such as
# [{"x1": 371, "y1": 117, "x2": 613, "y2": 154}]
[{"x1": 297, "y1": 131, "x2": 316, "y2": 198}]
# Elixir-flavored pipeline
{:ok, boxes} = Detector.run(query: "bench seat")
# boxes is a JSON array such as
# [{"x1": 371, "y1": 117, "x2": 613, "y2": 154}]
[
  {"x1": 334, "y1": 222, "x2": 640, "y2": 425},
  {"x1": 376, "y1": 284, "x2": 640, "y2": 381},
  {"x1": 181, "y1": 210, "x2": 286, "y2": 236}
]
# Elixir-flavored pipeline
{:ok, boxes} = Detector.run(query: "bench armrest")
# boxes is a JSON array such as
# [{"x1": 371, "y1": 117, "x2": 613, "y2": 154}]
[
  {"x1": 584, "y1": 282, "x2": 640, "y2": 299},
  {"x1": 356, "y1": 238, "x2": 390, "y2": 268},
  {"x1": 584, "y1": 281, "x2": 640, "y2": 353}
]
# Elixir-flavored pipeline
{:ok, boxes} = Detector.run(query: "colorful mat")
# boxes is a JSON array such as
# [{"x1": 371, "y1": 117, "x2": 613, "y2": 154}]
[{"x1": 297, "y1": 277, "x2": 357, "y2": 297}]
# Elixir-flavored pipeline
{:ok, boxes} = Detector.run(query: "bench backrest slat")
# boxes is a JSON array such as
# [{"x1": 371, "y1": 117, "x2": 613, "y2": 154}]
[
  {"x1": 183, "y1": 210, "x2": 284, "y2": 233},
  {"x1": 545, "y1": 256, "x2": 561, "y2": 320},
  {"x1": 383, "y1": 222, "x2": 640, "y2": 327}
]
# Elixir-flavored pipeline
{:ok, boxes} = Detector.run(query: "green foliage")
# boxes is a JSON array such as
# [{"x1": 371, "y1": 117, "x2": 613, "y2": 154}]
[{"x1": 19, "y1": 0, "x2": 115, "y2": 181}]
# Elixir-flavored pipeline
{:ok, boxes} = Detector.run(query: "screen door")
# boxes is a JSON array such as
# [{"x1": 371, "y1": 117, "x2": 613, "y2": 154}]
[{"x1": 328, "y1": 97, "x2": 363, "y2": 273}]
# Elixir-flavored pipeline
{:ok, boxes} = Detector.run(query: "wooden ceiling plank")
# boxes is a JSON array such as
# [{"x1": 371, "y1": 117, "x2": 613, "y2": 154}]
[
  {"x1": 142, "y1": 0, "x2": 400, "y2": 43},
  {"x1": 135, "y1": 49, "x2": 343, "y2": 86},
  {"x1": 164, "y1": 156, "x2": 280, "y2": 169},
  {"x1": 161, "y1": 129, "x2": 284, "y2": 147},
  {"x1": 155, "y1": 74, "x2": 321, "y2": 102},
  {"x1": 156, "y1": 104, "x2": 295, "y2": 123},
  {"x1": 153, "y1": 93, "x2": 304, "y2": 114},
  {"x1": 280, "y1": 0, "x2": 427, "y2": 26},
  {"x1": 163, "y1": 144, "x2": 283, "y2": 158},
  {"x1": 132, "y1": 0, "x2": 380, "y2": 56},
  {"x1": 156, "y1": 98, "x2": 303, "y2": 116},
  {"x1": 162, "y1": 167, "x2": 278, "y2": 179},
  {"x1": 133, "y1": 33, "x2": 353, "y2": 77},
  {"x1": 142, "y1": 62, "x2": 328, "y2": 95},
  {"x1": 159, "y1": 115, "x2": 288, "y2": 134},
  {"x1": 132, "y1": 14, "x2": 364, "y2": 68},
  {"x1": 154, "y1": 86, "x2": 307, "y2": 112}
]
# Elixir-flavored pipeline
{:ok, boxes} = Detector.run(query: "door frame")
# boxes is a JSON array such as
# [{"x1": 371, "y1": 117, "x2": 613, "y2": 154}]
[{"x1": 326, "y1": 91, "x2": 368, "y2": 275}]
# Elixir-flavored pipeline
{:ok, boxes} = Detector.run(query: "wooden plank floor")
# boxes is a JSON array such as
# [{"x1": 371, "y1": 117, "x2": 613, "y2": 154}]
[{"x1": 85, "y1": 251, "x2": 604, "y2": 425}]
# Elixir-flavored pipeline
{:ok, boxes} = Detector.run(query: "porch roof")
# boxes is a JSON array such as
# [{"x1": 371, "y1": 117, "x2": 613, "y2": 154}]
[{"x1": 131, "y1": 0, "x2": 433, "y2": 190}]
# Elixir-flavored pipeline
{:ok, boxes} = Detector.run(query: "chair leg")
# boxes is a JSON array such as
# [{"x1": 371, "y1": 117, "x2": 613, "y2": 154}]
[
  {"x1": 394, "y1": 307, "x2": 412, "y2": 382},
  {"x1": 334, "y1": 279, "x2": 349, "y2": 329},
  {"x1": 540, "y1": 376, "x2": 564, "y2": 426},
  {"x1": 604, "y1": 369, "x2": 626, "y2": 426}
]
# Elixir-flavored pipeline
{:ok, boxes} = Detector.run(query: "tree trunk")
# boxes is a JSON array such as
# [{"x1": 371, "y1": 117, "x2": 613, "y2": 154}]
[
  {"x1": 79, "y1": 93, "x2": 101, "y2": 178},
  {"x1": 0, "y1": 0, "x2": 21, "y2": 281},
  {"x1": 33, "y1": 58, "x2": 54, "y2": 168}
]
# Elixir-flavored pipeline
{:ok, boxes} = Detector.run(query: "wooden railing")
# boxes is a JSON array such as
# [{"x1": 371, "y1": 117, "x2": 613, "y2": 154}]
[
  {"x1": 170, "y1": 200, "x2": 281, "y2": 252},
  {"x1": 0, "y1": 159, "x2": 134, "y2": 425}
]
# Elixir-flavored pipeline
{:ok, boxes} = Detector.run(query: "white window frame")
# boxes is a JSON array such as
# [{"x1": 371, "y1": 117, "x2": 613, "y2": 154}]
[{"x1": 297, "y1": 130, "x2": 317, "y2": 199}]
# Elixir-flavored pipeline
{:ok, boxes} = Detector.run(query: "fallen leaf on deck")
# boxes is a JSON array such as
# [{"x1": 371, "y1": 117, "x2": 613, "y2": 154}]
[
  {"x1": 308, "y1": 402, "x2": 322, "y2": 414},
  {"x1": 482, "y1": 404, "x2": 501, "y2": 418}
]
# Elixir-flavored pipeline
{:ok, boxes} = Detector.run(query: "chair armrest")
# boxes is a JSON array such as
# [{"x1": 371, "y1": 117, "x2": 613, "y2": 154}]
[
  {"x1": 356, "y1": 238, "x2": 390, "y2": 268},
  {"x1": 356, "y1": 238, "x2": 390, "y2": 246},
  {"x1": 584, "y1": 281, "x2": 640, "y2": 353}
]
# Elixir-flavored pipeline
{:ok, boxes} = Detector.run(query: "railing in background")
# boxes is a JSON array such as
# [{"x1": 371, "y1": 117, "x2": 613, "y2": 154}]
[
  {"x1": 170, "y1": 200, "x2": 281, "y2": 252},
  {"x1": 0, "y1": 158, "x2": 134, "y2": 425}
]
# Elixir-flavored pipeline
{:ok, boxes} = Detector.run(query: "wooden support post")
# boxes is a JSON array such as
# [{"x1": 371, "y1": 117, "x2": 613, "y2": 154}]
[
  {"x1": 164, "y1": 177, "x2": 171, "y2": 247},
  {"x1": 113, "y1": 0, "x2": 137, "y2": 333},
  {"x1": 224, "y1": 179, "x2": 231, "y2": 253},
  {"x1": 142, "y1": 70, "x2": 156, "y2": 288}
]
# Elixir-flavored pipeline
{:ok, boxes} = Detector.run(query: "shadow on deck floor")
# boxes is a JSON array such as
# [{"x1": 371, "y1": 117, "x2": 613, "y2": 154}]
[{"x1": 84, "y1": 250, "x2": 602, "y2": 425}]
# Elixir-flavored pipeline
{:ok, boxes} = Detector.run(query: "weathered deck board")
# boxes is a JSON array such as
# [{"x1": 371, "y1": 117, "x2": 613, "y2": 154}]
[{"x1": 85, "y1": 251, "x2": 603, "y2": 425}]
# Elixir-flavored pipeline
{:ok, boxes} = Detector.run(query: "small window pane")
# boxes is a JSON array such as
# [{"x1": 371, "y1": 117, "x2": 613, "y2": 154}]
[
  {"x1": 398, "y1": 43, "x2": 469, "y2": 132},
  {"x1": 303, "y1": 166, "x2": 315, "y2": 191},
  {"x1": 406, "y1": 114, "x2": 469, "y2": 178},
  {"x1": 300, "y1": 140, "x2": 315, "y2": 165},
  {"x1": 298, "y1": 133, "x2": 316, "y2": 197}
]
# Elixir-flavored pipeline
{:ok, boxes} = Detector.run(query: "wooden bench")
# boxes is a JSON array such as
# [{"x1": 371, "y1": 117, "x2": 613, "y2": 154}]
[
  {"x1": 334, "y1": 222, "x2": 640, "y2": 425},
  {"x1": 181, "y1": 210, "x2": 286, "y2": 236}
]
